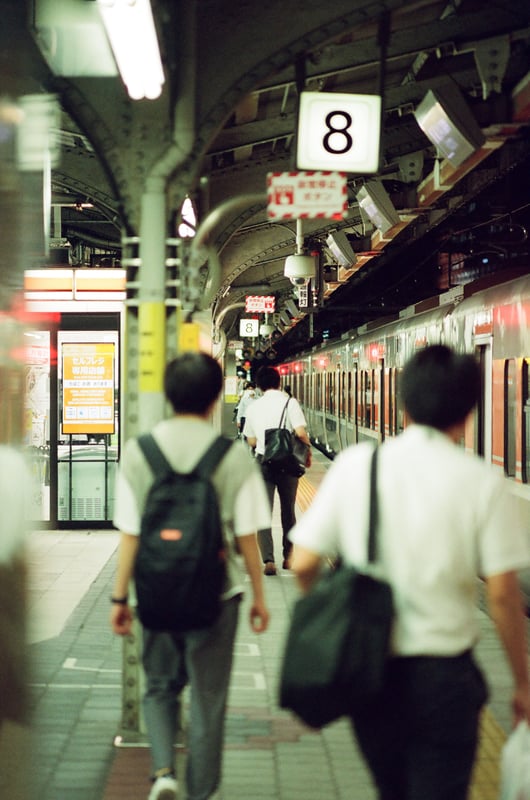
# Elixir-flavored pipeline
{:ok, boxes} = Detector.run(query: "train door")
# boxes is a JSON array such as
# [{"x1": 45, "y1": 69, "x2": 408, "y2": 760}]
[
  {"x1": 378, "y1": 358, "x2": 385, "y2": 439},
  {"x1": 26, "y1": 313, "x2": 120, "y2": 527},
  {"x1": 474, "y1": 340, "x2": 492, "y2": 461},
  {"x1": 521, "y1": 358, "x2": 530, "y2": 483}
]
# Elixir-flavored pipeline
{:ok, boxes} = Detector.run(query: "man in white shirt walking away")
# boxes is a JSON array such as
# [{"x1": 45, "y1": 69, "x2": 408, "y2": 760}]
[
  {"x1": 290, "y1": 344, "x2": 530, "y2": 800},
  {"x1": 244, "y1": 366, "x2": 311, "y2": 575}
]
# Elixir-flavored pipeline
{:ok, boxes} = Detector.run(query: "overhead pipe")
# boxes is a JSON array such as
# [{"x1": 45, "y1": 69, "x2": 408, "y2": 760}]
[
  {"x1": 190, "y1": 193, "x2": 267, "y2": 309},
  {"x1": 212, "y1": 300, "x2": 246, "y2": 343}
]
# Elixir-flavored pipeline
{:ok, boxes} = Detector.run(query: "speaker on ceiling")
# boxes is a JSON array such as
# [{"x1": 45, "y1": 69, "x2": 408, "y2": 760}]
[
  {"x1": 325, "y1": 231, "x2": 357, "y2": 268},
  {"x1": 413, "y1": 84, "x2": 485, "y2": 168},
  {"x1": 356, "y1": 181, "x2": 400, "y2": 235}
]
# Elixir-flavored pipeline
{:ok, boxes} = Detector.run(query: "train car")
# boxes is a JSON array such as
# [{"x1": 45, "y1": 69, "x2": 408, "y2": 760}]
[{"x1": 279, "y1": 271, "x2": 530, "y2": 518}]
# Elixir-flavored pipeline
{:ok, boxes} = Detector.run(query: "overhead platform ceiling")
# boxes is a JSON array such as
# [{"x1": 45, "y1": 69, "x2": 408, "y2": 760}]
[{"x1": 1, "y1": 0, "x2": 530, "y2": 359}]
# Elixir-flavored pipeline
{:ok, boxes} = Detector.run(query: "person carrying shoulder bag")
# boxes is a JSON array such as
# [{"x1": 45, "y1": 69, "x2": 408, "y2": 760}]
[
  {"x1": 289, "y1": 345, "x2": 530, "y2": 800},
  {"x1": 243, "y1": 366, "x2": 311, "y2": 575}
]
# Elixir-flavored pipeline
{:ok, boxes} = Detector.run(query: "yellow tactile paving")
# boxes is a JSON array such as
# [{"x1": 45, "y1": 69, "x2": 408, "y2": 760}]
[
  {"x1": 296, "y1": 476, "x2": 507, "y2": 800},
  {"x1": 470, "y1": 709, "x2": 506, "y2": 799},
  {"x1": 296, "y1": 475, "x2": 316, "y2": 514}
]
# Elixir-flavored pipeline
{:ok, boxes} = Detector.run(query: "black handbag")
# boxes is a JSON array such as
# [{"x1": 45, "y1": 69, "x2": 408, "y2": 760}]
[
  {"x1": 263, "y1": 399, "x2": 307, "y2": 477},
  {"x1": 279, "y1": 447, "x2": 394, "y2": 728}
]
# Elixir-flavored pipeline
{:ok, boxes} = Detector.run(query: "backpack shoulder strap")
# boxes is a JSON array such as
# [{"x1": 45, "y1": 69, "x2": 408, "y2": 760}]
[
  {"x1": 194, "y1": 436, "x2": 233, "y2": 479},
  {"x1": 137, "y1": 433, "x2": 173, "y2": 477}
]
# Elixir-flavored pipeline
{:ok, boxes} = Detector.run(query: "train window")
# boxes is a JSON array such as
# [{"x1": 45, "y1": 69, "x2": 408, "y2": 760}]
[
  {"x1": 363, "y1": 370, "x2": 372, "y2": 428},
  {"x1": 474, "y1": 345, "x2": 487, "y2": 458},
  {"x1": 521, "y1": 358, "x2": 530, "y2": 483},
  {"x1": 504, "y1": 359, "x2": 516, "y2": 477},
  {"x1": 315, "y1": 372, "x2": 322, "y2": 412},
  {"x1": 327, "y1": 372, "x2": 334, "y2": 415},
  {"x1": 357, "y1": 371, "x2": 362, "y2": 425},
  {"x1": 374, "y1": 363, "x2": 383, "y2": 432},
  {"x1": 396, "y1": 368, "x2": 405, "y2": 433},
  {"x1": 388, "y1": 368, "x2": 395, "y2": 436}
]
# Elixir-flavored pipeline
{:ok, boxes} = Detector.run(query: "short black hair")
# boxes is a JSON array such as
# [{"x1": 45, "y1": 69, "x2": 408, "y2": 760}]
[
  {"x1": 401, "y1": 345, "x2": 480, "y2": 430},
  {"x1": 255, "y1": 365, "x2": 281, "y2": 391},
  {"x1": 164, "y1": 352, "x2": 223, "y2": 414}
]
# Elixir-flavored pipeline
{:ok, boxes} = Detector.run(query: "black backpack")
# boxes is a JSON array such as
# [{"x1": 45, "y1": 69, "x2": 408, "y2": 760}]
[{"x1": 134, "y1": 433, "x2": 233, "y2": 632}]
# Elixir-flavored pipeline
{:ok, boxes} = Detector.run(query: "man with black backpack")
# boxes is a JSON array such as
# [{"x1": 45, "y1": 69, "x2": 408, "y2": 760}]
[{"x1": 110, "y1": 352, "x2": 271, "y2": 800}]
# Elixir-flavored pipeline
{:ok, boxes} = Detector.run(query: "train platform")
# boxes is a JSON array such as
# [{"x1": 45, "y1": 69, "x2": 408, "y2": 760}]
[{"x1": 25, "y1": 449, "x2": 520, "y2": 800}]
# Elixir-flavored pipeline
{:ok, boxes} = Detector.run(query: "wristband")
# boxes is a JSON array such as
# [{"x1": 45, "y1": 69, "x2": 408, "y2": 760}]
[{"x1": 111, "y1": 595, "x2": 128, "y2": 605}]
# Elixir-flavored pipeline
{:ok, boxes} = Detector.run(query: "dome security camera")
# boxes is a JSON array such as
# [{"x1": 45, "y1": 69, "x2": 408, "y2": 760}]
[
  {"x1": 284, "y1": 254, "x2": 315, "y2": 286},
  {"x1": 259, "y1": 322, "x2": 274, "y2": 336}
]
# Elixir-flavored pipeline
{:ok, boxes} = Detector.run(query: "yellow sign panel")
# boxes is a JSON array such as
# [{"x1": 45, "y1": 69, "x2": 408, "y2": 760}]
[
  {"x1": 62, "y1": 342, "x2": 115, "y2": 434},
  {"x1": 139, "y1": 302, "x2": 165, "y2": 392},
  {"x1": 179, "y1": 322, "x2": 200, "y2": 352}
]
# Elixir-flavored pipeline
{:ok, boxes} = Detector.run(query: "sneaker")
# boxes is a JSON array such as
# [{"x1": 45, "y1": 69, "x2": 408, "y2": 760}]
[
  {"x1": 148, "y1": 775, "x2": 178, "y2": 800},
  {"x1": 264, "y1": 562, "x2": 277, "y2": 576},
  {"x1": 282, "y1": 558, "x2": 291, "y2": 570}
]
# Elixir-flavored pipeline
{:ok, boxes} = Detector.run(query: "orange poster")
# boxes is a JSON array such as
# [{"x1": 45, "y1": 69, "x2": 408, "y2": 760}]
[{"x1": 62, "y1": 342, "x2": 115, "y2": 434}]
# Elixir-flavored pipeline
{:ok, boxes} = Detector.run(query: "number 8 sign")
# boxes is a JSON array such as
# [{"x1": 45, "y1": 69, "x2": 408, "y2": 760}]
[{"x1": 296, "y1": 91, "x2": 381, "y2": 174}]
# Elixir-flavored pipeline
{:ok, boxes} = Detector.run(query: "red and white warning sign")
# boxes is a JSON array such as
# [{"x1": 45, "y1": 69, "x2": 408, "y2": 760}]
[{"x1": 267, "y1": 171, "x2": 347, "y2": 220}]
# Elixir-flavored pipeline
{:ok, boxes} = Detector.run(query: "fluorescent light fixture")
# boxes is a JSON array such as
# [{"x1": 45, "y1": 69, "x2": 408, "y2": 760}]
[
  {"x1": 326, "y1": 231, "x2": 357, "y2": 268},
  {"x1": 356, "y1": 181, "x2": 400, "y2": 235},
  {"x1": 16, "y1": 93, "x2": 60, "y2": 172},
  {"x1": 97, "y1": 0, "x2": 165, "y2": 100},
  {"x1": 32, "y1": 0, "x2": 117, "y2": 77},
  {"x1": 413, "y1": 85, "x2": 485, "y2": 167}
]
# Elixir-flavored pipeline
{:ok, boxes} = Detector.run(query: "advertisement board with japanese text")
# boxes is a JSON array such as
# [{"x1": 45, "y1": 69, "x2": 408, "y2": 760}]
[{"x1": 62, "y1": 342, "x2": 115, "y2": 434}]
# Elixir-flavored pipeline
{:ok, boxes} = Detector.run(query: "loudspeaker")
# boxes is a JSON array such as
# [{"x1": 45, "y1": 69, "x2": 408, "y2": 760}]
[
  {"x1": 413, "y1": 84, "x2": 485, "y2": 167},
  {"x1": 356, "y1": 181, "x2": 400, "y2": 234},
  {"x1": 326, "y1": 231, "x2": 357, "y2": 268}
]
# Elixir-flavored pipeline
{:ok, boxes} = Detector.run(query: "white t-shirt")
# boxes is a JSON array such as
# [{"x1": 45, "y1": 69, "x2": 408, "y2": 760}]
[
  {"x1": 236, "y1": 389, "x2": 257, "y2": 424},
  {"x1": 289, "y1": 425, "x2": 530, "y2": 657},
  {"x1": 114, "y1": 417, "x2": 272, "y2": 598},
  {"x1": 243, "y1": 390, "x2": 308, "y2": 455}
]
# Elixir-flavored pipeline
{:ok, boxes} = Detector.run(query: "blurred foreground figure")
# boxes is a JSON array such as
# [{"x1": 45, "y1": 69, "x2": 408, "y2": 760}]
[
  {"x1": 0, "y1": 446, "x2": 29, "y2": 726},
  {"x1": 0, "y1": 445, "x2": 31, "y2": 800},
  {"x1": 290, "y1": 345, "x2": 530, "y2": 800}
]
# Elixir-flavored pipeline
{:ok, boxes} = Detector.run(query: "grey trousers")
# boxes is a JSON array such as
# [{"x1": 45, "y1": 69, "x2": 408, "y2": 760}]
[{"x1": 142, "y1": 596, "x2": 241, "y2": 800}]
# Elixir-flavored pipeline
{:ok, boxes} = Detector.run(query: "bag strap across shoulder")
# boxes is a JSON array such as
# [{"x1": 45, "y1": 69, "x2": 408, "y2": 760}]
[
  {"x1": 138, "y1": 433, "x2": 232, "y2": 480},
  {"x1": 367, "y1": 446, "x2": 379, "y2": 563},
  {"x1": 279, "y1": 397, "x2": 290, "y2": 429}
]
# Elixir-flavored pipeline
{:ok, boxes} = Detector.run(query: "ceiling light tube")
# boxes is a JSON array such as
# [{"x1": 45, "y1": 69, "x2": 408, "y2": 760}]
[{"x1": 97, "y1": 0, "x2": 165, "y2": 100}]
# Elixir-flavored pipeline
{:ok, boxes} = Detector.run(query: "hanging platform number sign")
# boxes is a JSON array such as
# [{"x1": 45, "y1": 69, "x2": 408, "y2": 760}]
[
  {"x1": 296, "y1": 92, "x2": 381, "y2": 174},
  {"x1": 239, "y1": 318, "x2": 259, "y2": 338}
]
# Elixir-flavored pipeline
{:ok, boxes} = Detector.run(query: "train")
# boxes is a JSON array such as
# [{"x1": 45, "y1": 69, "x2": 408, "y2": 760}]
[{"x1": 278, "y1": 269, "x2": 530, "y2": 523}]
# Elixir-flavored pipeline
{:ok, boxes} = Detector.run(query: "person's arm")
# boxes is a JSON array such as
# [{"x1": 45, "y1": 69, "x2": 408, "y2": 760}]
[
  {"x1": 291, "y1": 544, "x2": 322, "y2": 593},
  {"x1": 237, "y1": 533, "x2": 269, "y2": 633},
  {"x1": 110, "y1": 532, "x2": 139, "y2": 636},
  {"x1": 485, "y1": 570, "x2": 530, "y2": 724}
]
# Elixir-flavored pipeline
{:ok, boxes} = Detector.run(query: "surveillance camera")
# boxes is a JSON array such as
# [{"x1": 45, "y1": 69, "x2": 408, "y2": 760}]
[
  {"x1": 284, "y1": 254, "x2": 316, "y2": 284},
  {"x1": 290, "y1": 276, "x2": 310, "y2": 286}
]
